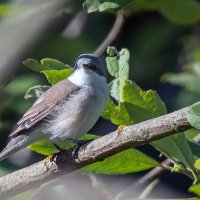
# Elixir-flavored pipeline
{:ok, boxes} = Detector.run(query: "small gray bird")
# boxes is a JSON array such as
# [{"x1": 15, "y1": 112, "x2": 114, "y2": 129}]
[{"x1": 0, "y1": 54, "x2": 109, "y2": 161}]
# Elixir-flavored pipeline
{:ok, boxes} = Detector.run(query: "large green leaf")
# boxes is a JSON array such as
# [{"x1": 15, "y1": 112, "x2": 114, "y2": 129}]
[
  {"x1": 81, "y1": 149, "x2": 159, "y2": 174},
  {"x1": 187, "y1": 102, "x2": 200, "y2": 130},
  {"x1": 83, "y1": 0, "x2": 200, "y2": 25},
  {"x1": 102, "y1": 80, "x2": 166, "y2": 125},
  {"x1": 123, "y1": 80, "x2": 166, "y2": 116},
  {"x1": 42, "y1": 68, "x2": 73, "y2": 85},
  {"x1": 23, "y1": 58, "x2": 68, "y2": 72},
  {"x1": 152, "y1": 133, "x2": 195, "y2": 171},
  {"x1": 102, "y1": 99, "x2": 135, "y2": 125},
  {"x1": 28, "y1": 134, "x2": 98, "y2": 156},
  {"x1": 189, "y1": 183, "x2": 200, "y2": 197}
]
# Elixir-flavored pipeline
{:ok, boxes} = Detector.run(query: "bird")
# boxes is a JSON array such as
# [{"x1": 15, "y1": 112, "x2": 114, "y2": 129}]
[{"x1": 0, "y1": 54, "x2": 109, "y2": 161}]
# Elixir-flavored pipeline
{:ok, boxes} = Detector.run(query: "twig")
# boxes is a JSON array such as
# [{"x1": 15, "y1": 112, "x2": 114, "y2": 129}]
[
  {"x1": 0, "y1": 106, "x2": 192, "y2": 199},
  {"x1": 134, "y1": 131, "x2": 200, "y2": 189},
  {"x1": 94, "y1": 9, "x2": 125, "y2": 57}
]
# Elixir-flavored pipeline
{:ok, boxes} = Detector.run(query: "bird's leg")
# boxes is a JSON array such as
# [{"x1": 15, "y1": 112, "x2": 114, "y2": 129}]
[
  {"x1": 117, "y1": 125, "x2": 127, "y2": 133},
  {"x1": 71, "y1": 138, "x2": 94, "y2": 159},
  {"x1": 50, "y1": 143, "x2": 66, "y2": 162}
]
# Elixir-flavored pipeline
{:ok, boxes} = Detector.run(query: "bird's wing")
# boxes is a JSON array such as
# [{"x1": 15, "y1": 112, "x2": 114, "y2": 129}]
[{"x1": 9, "y1": 79, "x2": 80, "y2": 138}]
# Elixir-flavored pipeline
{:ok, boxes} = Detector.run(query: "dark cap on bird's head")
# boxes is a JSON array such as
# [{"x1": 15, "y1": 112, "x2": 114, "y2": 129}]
[{"x1": 74, "y1": 54, "x2": 105, "y2": 77}]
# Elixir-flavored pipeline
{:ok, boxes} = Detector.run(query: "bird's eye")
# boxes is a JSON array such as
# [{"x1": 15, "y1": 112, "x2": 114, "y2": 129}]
[{"x1": 90, "y1": 64, "x2": 98, "y2": 71}]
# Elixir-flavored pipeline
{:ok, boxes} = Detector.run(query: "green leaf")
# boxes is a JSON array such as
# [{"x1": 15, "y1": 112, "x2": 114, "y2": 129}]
[
  {"x1": 23, "y1": 59, "x2": 42, "y2": 72},
  {"x1": 83, "y1": 0, "x2": 134, "y2": 13},
  {"x1": 152, "y1": 133, "x2": 195, "y2": 171},
  {"x1": 189, "y1": 183, "x2": 200, "y2": 197},
  {"x1": 102, "y1": 80, "x2": 166, "y2": 125},
  {"x1": 28, "y1": 140, "x2": 57, "y2": 156},
  {"x1": 106, "y1": 48, "x2": 166, "y2": 123},
  {"x1": 187, "y1": 102, "x2": 200, "y2": 129},
  {"x1": 81, "y1": 149, "x2": 159, "y2": 174},
  {"x1": 28, "y1": 134, "x2": 98, "y2": 156},
  {"x1": 109, "y1": 79, "x2": 120, "y2": 102},
  {"x1": 187, "y1": 139, "x2": 200, "y2": 159},
  {"x1": 42, "y1": 68, "x2": 73, "y2": 85},
  {"x1": 24, "y1": 85, "x2": 50, "y2": 100},
  {"x1": 118, "y1": 49, "x2": 129, "y2": 82},
  {"x1": 23, "y1": 58, "x2": 69, "y2": 72},
  {"x1": 107, "y1": 48, "x2": 130, "y2": 102},
  {"x1": 99, "y1": 2, "x2": 121, "y2": 12},
  {"x1": 162, "y1": 72, "x2": 200, "y2": 95},
  {"x1": 102, "y1": 100, "x2": 135, "y2": 125},
  {"x1": 133, "y1": 0, "x2": 200, "y2": 25},
  {"x1": 194, "y1": 159, "x2": 200, "y2": 170},
  {"x1": 83, "y1": 0, "x2": 101, "y2": 13},
  {"x1": 159, "y1": 0, "x2": 200, "y2": 25},
  {"x1": 123, "y1": 80, "x2": 167, "y2": 116},
  {"x1": 41, "y1": 58, "x2": 67, "y2": 70},
  {"x1": 106, "y1": 56, "x2": 119, "y2": 78}
]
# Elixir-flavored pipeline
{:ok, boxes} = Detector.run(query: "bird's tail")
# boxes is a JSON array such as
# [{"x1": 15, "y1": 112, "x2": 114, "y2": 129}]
[{"x1": 0, "y1": 134, "x2": 30, "y2": 161}]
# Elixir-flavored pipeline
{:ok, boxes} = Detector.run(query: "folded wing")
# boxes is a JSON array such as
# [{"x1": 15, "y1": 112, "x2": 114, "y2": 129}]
[{"x1": 9, "y1": 79, "x2": 80, "y2": 138}]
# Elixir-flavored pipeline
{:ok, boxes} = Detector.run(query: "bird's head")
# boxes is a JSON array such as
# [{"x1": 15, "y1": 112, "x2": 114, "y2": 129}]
[{"x1": 74, "y1": 54, "x2": 105, "y2": 77}]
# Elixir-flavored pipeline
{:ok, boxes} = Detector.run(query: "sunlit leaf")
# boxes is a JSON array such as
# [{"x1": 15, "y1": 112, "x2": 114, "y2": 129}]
[
  {"x1": 189, "y1": 183, "x2": 200, "y2": 197},
  {"x1": 102, "y1": 80, "x2": 166, "y2": 125},
  {"x1": 194, "y1": 159, "x2": 200, "y2": 170},
  {"x1": 28, "y1": 134, "x2": 98, "y2": 156},
  {"x1": 40, "y1": 58, "x2": 67, "y2": 70},
  {"x1": 42, "y1": 68, "x2": 73, "y2": 85},
  {"x1": 82, "y1": 149, "x2": 159, "y2": 174},
  {"x1": 23, "y1": 58, "x2": 70, "y2": 72}
]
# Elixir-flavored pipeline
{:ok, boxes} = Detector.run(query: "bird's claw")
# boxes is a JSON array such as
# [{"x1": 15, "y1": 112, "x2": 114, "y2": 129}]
[
  {"x1": 117, "y1": 125, "x2": 127, "y2": 133},
  {"x1": 44, "y1": 156, "x2": 52, "y2": 167},
  {"x1": 72, "y1": 139, "x2": 93, "y2": 159}
]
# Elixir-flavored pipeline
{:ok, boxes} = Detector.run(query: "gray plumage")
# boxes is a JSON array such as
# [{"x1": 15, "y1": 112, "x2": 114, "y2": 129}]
[{"x1": 0, "y1": 54, "x2": 109, "y2": 161}]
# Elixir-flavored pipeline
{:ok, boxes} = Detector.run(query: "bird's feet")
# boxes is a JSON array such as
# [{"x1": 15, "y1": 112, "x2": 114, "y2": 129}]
[
  {"x1": 72, "y1": 139, "x2": 93, "y2": 159},
  {"x1": 44, "y1": 139, "x2": 93, "y2": 165},
  {"x1": 44, "y1": 144, "x2": 68, "y2": 165},
  {"x1": 117, "y1": 125, "x2": 127, "y2": 133}
]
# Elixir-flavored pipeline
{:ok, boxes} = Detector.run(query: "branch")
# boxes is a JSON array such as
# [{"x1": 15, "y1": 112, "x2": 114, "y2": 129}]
[
  {"x1": 94, "y1": 9, "x2": 125, "y2": 57},
  {"x1": 0, "y1": 106, "x2": 192, "y2": 199}
]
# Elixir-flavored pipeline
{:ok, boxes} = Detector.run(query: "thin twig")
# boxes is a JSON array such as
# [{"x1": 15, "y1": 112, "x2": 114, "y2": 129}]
[
  {"x1": 134, "y1": 132, "x2": 200, "y2": 189},
  {"x1": 0, "y1": 106, "x2": 192, "y2": 199},
  {"x1": 94, "y1": 9, "x2": 125, "y2": 57}
]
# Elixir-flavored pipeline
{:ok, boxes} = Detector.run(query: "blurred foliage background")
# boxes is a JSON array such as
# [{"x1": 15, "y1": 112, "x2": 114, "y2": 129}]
[{"x1": 1, "y1": 0, "x2": 200, "y2": 199}]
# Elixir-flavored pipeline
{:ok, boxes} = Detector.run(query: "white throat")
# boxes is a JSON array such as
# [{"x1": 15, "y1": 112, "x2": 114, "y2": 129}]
[{"x1": 68, "y1": 67, "x2": 106, "y2": 88}]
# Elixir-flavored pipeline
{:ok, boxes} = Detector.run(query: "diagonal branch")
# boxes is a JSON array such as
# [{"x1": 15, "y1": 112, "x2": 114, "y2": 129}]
[
  {"x1": 94, "y1": 9, "x2": 126, "y2": 57},
  {"x1": 0, "y1": 106, "x2": 192, "y2": 199}
]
